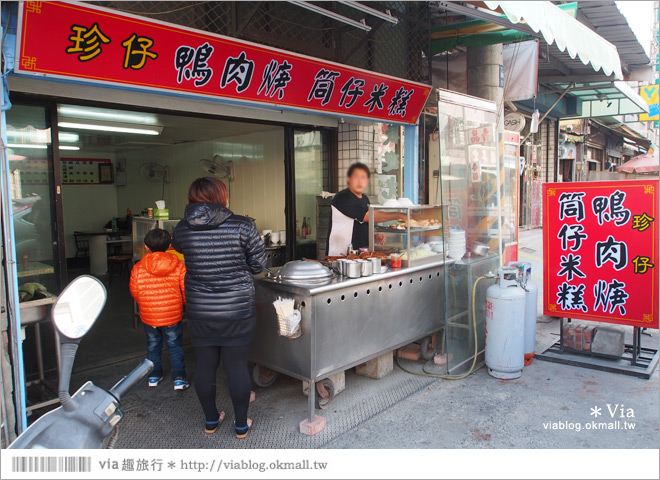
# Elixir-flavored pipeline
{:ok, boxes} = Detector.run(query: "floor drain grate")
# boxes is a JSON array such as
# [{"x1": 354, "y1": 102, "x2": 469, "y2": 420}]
[{"x1": 519, "y1": 247, "x2": 536, "y2": 254}]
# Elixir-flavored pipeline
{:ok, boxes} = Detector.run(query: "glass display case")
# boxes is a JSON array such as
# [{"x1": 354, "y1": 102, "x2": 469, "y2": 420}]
[
  {"x1": 132, "y1": 216, "x2": 180, "y2": 262},
  {"x1": 435, "y1": 88, "x2": 506, "y2": 374},
  {"x1": 368, "y1": 205, "x2": 447, "y2": 267}
]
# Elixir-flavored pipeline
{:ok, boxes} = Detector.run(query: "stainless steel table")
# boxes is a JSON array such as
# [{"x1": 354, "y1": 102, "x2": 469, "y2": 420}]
[
  {"x1": 251, "y1": 259, "x2": 452, "y2": 429},
  {"x1": 19, "y1": 296, "x2": 60, "y2": 411}
]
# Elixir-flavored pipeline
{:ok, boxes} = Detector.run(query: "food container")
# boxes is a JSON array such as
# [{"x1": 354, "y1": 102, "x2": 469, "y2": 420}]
[
  {"x1": 370, "y1": 257, "x2": 381, "y2": 274},
  {"x1": 345, "y1": 260, "x2": 361, "y2": 278},
  {"x1": 335, "y1": 259, "x2": 346, "y2": 276},
  {"x1": 471, "y1": 241, "x2": 490, "y2": 257},
  {"x1": 429, "y1": 241, "x2": 445, "y2": 253},
  {"x1": 146, "y1": 207, "x2": 154, "y2": 218},
  {"x1": 358, "y1": 259, "x2": 373, "y2": 276},
  {"x1": 268, "y1": 260, "x2": 334, "y2": 284},
  {"x1": 390, "y1": 253, "x2": 402, "y2": 269}
]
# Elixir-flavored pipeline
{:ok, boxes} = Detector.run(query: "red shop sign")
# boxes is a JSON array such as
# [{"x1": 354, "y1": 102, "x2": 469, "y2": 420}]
[
  {"x1": 15, "y1": 1, "x2": 431, "y2": 125},
  {"x1": 543, "y1": 181, "x2": 659, "y2": 329}
]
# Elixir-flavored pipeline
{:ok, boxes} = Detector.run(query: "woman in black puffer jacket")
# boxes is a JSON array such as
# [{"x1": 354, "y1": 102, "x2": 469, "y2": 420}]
[{"x1": 172, "y1": 177, "x2": 266, "y2": 438}]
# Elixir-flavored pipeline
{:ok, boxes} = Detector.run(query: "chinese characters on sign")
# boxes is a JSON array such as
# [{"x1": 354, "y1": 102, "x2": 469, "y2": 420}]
[
  {"x1": 543, "y1": 181, "x2": 659, "y2": 329},
  {"x1": 122, "y1": 34, "x2": 158, "y2": 70},
  {"x1": 175, "y1": 43, "x2": 214, "y2": 87},
  {"x1": 66, "y1": 23, "x2": 111, "y2": 61},
  {"x1": 19, "y1": 1, "x2": 431, "y2": 124}
]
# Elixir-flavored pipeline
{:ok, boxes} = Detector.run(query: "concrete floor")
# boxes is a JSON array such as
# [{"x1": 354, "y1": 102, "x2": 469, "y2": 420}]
[
  {"x1": 60, "y1": 229, "x2": 658, "y2": 448},
  {"x1": 326, "y1": 230, "x2": 658, "y2": 448},
  {"x1": 326, "y1": 321, "x2": 659, "y2": 449}
]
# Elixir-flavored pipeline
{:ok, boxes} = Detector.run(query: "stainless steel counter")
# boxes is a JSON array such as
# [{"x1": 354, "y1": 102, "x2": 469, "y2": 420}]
[
  {"x1": 255, "y1": 258, "x2": 454, "y2": 294},
  {"x1": 251, "y1": 259, "x2": 451, "y2": 428}
]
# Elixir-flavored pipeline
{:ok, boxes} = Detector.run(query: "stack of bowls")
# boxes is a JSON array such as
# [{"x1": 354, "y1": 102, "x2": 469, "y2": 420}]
[{"x1": 447, "y1": 229, "x2": 466, "y2": 259}]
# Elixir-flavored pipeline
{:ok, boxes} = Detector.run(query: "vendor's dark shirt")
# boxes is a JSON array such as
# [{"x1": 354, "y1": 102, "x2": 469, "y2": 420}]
[{"x1": 327, "y1": 188, "x2": 370, "y2": 254}]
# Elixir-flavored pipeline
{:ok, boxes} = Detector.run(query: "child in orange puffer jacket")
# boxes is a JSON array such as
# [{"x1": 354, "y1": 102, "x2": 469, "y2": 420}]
[{"x1": 130, "y1": 228, "x2": 188, "y2": 390}]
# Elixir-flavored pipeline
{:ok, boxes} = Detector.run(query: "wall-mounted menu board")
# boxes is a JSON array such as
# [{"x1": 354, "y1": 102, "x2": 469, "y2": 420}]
[
  {"x1": 61, "y1": 159, "x2": 113, "y2": 185},
  {"x1": 9, "y1": 158, "x2": 114, "y2": 185}
]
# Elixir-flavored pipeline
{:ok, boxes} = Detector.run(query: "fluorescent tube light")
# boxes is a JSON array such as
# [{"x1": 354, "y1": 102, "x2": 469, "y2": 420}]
[
  {"x1": 58, "y1": 122, "x2": 161, "y2": 136},
  {"x1": 58, "y1": 105, "x2": 158, "y2": 125},
  {"x1": 8, "y1": 143, "x2": 80, "y2": 151},
  {"x1": 59, "y1": 133, "x2": 80, "y2": 143},
  {"x1": 8, "y1": 143, "x2": 46, "y2": 149}
]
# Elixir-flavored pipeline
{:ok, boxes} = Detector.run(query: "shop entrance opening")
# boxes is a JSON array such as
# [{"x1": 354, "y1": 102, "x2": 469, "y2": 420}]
[{"x1": 6, "y1": 101, "x2": 331, "y2": 403}]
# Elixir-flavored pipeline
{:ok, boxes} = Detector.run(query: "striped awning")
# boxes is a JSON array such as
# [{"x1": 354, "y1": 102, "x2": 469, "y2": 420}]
[{"x1": 484, "y1": 1, "x2": 623, "y2": 79}]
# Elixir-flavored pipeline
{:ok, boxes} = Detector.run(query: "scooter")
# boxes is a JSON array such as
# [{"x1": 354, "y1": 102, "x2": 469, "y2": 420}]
[{"x1": 9, "y1": 275, "x2": 154, "y2": 449}]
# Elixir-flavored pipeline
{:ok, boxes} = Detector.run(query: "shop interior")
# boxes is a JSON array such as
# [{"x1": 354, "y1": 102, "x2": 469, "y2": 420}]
[{"x1": 6, "y1": 102, "x2": 331, "y2": 408}]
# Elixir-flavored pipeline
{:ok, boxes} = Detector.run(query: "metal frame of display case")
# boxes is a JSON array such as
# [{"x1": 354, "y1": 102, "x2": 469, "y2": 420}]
[
  {"x1": 131, "y1": 217, "x2": 180, "y2": 328},
  {"x1": 131, "y1": 217, "x2": 180, "y2": 263},
  {"x1": 435, "y1": 88, "x2": 505, "y2": 374},
  {"x1": 368, "y1": 205, "x2": 447, "y2": 267}
]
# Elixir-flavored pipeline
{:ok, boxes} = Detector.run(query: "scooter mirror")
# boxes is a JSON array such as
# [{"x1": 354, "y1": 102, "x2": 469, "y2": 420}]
[{"x1": 52, "y1": 275, "x2": 106, "y2": 340}]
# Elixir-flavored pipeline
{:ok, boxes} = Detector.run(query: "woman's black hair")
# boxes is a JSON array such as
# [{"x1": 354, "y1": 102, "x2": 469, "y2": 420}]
[
  {"x1": 347, "y1": 162, "x2": 371, "y2": 178},
  {"x1": 144, "y1": 228, "x2": 171, "y2": 252}
]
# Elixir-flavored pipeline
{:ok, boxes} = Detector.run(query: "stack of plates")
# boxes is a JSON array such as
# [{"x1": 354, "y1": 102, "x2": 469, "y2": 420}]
[{"x1": 447, "y1": 229, "x2": 466, "y2": 259}]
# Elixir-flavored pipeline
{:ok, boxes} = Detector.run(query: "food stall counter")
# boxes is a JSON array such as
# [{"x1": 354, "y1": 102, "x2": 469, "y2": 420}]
[{"x1": 251, "y1": 258, "x2": 453, "y2": 431}]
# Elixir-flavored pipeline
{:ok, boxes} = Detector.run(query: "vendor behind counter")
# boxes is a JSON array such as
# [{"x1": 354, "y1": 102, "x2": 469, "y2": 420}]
[{"x1": 327, "y1": 163, "x2": 405, "y2": 256}]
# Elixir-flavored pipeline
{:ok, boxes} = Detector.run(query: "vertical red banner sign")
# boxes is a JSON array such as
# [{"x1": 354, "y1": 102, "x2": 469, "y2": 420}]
[{"x1": 543, "y1": 181, "x2": 659, "y2": 329}]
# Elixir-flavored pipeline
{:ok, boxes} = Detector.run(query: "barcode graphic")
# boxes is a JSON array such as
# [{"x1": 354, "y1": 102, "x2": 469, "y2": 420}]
[{"x1": 11, "y1": 456, "x2": 92, "y2": 473}]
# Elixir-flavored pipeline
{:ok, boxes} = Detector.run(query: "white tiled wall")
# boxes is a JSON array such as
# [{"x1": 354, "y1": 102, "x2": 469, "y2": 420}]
[
  {"x1": 117, "y1": 128, "x2": 286, "y2": 233},
  {"x1": 337, "y1": 123, "x2": 401, "y2": 202}
]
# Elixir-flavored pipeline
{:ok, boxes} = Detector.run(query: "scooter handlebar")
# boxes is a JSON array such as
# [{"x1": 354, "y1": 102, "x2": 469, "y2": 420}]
[{"x1": 109, "y1": 359, "x2": 154, "y2": 402}]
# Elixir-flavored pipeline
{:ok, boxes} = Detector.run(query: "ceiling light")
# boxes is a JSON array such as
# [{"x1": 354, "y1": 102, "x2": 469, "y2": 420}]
[
  {"x1": 58, "y1": 105, "x2": 158, "y2": 125},
  {"x1": 7, "y1": 143, "x2": 47, "y2": 149},
  {"x1": 59, "y1": 133, "x2": 80, "y2": 143},
  {"x1": 8, "y1": 143, "x2": 80, "y2": 151},
  {"x1": 58, "y1": 122, "x2": 161, "y2": 136}
]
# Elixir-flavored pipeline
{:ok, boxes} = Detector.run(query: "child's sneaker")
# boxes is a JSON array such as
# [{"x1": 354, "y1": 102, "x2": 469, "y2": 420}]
[
  {"x1": 173, "y1": 377, "x2": 189, "y2": 391},
  {"x1": 148, "y1": 376, "x2": 163, "y2": 387}
]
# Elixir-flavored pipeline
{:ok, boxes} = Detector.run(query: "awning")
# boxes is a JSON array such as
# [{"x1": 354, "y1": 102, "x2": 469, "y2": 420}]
[
  {"x1": 431, "y1": 3, "x2": 577, "y2": 55},
  {"x1": 544, "y1": 81, "x2": 649, "y2": 118},
  {"x1": 483, "y1": 1, "x2": 623, "y2": 80},
  {"x1": 591, "y1": 119, "x2": 651, "y2": 150}
]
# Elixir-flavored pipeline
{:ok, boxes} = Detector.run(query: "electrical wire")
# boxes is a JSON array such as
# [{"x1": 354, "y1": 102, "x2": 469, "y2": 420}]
[
  {"x1": 115, "y1": 2, "x2": 208, "y2": 17},
  {"x1": 396, "y1": 274, "x2": 494, "y2": 380},
  {"x1": 106, "y1": 426, "x2": 119, "y2": 449}
]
